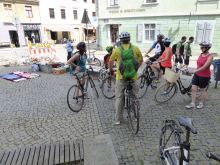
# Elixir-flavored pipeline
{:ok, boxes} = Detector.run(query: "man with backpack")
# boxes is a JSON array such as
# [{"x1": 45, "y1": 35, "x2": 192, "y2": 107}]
[
  {"x1": 173, "y1": 36, "x2": 187, "y2": 68},
  {"x1": 109, "y1": 32, "x2": 143, "y2": 125},
  {"x1": 183, "y1": 36, "x2": 194, "y2": 71}
]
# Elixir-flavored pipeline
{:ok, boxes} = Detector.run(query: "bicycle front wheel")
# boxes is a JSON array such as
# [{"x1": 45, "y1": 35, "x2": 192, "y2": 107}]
[
  {"x1": 155, "y1": 82, "x2": 177, "y2": 103},
  {"x1": 159, "y1": 122, "x2": 181, "y2": 165},
  {"x1": 101, "y1": 75, "x2": 116, "y2": 99},
  {"x1": 67, "y1": 85, "x2": 84, "y2": 112},
  {"x1": 127, "y1": 97, "x2": 140, "y2": 134},
  {"x1": 89, "y1": 78, "x2": 99, "y2": 98},
  {"x1": 137, "y1": 75, "x2": 148, "y2": 99}
]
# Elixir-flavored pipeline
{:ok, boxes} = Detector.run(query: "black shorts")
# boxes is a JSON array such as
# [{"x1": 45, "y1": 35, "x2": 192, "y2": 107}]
[
  {"x1": 184, "y1": 56, "x2": 190, "y2": 65},
  {"x1": 192, "y1": 74, "x2": 210, "y2": 88},
  {"x1": 174, "y1": 54, "x2": 183, "y2": 64}
]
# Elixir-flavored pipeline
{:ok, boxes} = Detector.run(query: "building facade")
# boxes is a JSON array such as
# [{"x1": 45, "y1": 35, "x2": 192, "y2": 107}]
[
  {"x1": 0, "y1": 0, "x2": 41, "y2": 47},
  {"x1": 97, "y1": 0, "x2": 220, "y2": 53},
  {"x1": 39, "y1": 0, "x2": 97, "y2": 44}
]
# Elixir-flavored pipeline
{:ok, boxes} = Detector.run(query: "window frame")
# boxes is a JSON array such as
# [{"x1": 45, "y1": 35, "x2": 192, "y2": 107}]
[
  {"x1": 61, "y1": 9, "x2": 66, "y2": 19},
  {"x1": 108, "y1": 0, "x2": 119, "y2": 7},
  {"x1": 143, "y1": 0, "x2": 159, "y2": 5},
  {"x1": 25, "y1": 5, "x2": 33, "y2": 18},
  {"x1": 49, "y1": 8, "x2": 55, "y2": 19},
  {"x1": 143, "y1": 23, "x2": 157, "y2": 42},
  {"x1": 3, "y1": 3, "x2": 13, "y2": 17},
  {"x1": 73, "y1": 9, "x2": 78, "y2": 20}
]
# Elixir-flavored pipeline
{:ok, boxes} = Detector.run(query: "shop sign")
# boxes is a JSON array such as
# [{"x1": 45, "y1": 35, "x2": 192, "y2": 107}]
[
  {"x1": 109, "y1": 8, "x2": 145, "y2": 14},
  {"x1": 23, "y1": 24, "x2": 40, "y2": 30}
]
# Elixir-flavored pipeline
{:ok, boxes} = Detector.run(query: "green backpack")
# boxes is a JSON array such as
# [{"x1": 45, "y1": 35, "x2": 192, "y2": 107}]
[{"x1": 119, "y1": 44, "x2": 139, "y2": 79}]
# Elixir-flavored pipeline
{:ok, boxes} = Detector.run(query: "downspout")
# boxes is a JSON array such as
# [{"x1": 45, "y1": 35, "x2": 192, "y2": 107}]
[{"x1": 96, "y1": 0, "x2": 101, "y2": 49}]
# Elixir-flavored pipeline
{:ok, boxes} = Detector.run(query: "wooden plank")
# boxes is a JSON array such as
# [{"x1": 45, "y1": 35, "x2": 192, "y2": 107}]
[
  {"x1": 32, "y1": 146, "x2": 41, "y2": 165},
  {"x1": 5, "y1": 150, "x2": 15, "y2": 165},
  {"x1": 79, "y1": 140, "x2": 84, "y2": 160},
  {"x1": 54, "y1": 143, "x2": 60, "y2": 165},
  {"x1": 16, "y1": 148, "x2": 26, "y2": 165},
  {"x1": 22, "y1": 147, "x2": 31, "y2": 165},
  {"x1": 27, "y1": 147, "x2": 36, "y2": 165},
  {"x1": 0, "y1": 151, "x2": 10, "y2": 165},
  {"x1": 10, "y1": 149, "x2": 21, "y2": 165},
  {"x1": 48, "y1": 144, "x2": 55, "y2": 165},
  {"x1": 59, "y1": 142, "x2": 65, "y2": 164},
  {"x1": 74, "y1": 140, "x2": 80, "y2": 162},
  {"x1": 64, "y1": 141, "x2": 70, "y2": 163},
  {"x1": 38, "y1": 145, "x2": 46, "y2": 165},
  {"x1": 43, "y1": 144, "x2": 50, "y2": 165},
  {"x1": 0, "y1": 152, "x2": 5, "y2": 163},
  {"x1": 69, "y1": 141, "x2": 75, "y2": 162}
]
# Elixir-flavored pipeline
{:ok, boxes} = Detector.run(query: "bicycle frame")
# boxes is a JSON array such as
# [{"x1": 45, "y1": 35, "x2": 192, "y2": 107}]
[
  {"x1": 175, "y1": 78, "x2": 192, "y2": 95},
  {"x1": 74, "y1": 70, "x2": 93, "y2": 92}
]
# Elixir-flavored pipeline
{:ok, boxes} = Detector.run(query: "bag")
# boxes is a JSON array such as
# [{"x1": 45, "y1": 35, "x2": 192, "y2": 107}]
[
  {"x1": 163, "y1": 68, "x2": 180, "y2": 83},
  {"x1": 119, "y1": 44, "x2": 139, "y2": 79},
  {"x1": 172, "y1": 43, "x2": 184, "y2": 55}
]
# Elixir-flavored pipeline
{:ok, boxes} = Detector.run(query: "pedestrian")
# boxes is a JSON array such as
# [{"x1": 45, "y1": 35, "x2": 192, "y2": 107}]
[
  {"x1": 173, "y1": 36, "x2": 187, "y2": 68},
  {"x1": 104, "y1": 46, "x2": 113, "y2": 69},
  {"x1": 31, "y1": 32, "x2": 35, "y2": 44},
  {"x1": 66, "y1": 39, "x2": 73, "y2": 61},
  {"x1": 109, "y1": 32, "x2": 143, "y2": 125},
  {"x1": 185, "y1": 42, "x2": 213, "y2": 109},
  {"x1": 183, "y1": 36, "x2": 194, "y2": 71}
]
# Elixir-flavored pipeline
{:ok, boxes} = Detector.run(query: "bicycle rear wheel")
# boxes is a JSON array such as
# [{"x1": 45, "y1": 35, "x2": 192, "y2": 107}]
[
  {"x1": 159, "y1": 121, "x2": 182, "y2": 165},
  {"x1": 137, "y1": 75, "x2": 148, "y2": 99},
  {"x1": 127, "y1": 97, "x2": 140, "y2": 134},
  {"x1": 67, "y1": 85, "x2": 84, "y2": 112},
  {"x1": 101, "y1": 75, "x2": 116, "y2": 99},
  {"x1": 155, "y1": 82, "x2": 177, "y2": 103}
]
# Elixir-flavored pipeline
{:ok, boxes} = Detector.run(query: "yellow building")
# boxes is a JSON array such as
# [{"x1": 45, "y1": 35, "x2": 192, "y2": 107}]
[{"x1": 0, "y1": 0, "x2": 41, "y2": 47}]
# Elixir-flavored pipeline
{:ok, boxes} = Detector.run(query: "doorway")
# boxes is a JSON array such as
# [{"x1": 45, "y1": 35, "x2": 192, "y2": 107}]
[
  {"x1": 110, "y1": 24, "x2": 119, "y2": 43},
  {"x1": 9, "y1": 30, "x2": 20, "y2": 47},
  {"x1": 50, "y1": 31, "x2": 57, "y2": 41}
]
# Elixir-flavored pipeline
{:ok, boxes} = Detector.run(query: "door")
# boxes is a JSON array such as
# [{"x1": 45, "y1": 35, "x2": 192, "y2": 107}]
[
  {"x1": 51, "y1": 31, "x2": 57, "y2": 40},
  {"x1": 110, "y1": 24, "x2": 119, "y2": 43},
  {"x1": 9, "y1": 30, "x2": 20, "y2": 47}
]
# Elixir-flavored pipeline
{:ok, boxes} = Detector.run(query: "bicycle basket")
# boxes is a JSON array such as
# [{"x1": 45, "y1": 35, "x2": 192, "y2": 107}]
[{"x1": 163, "y1": 68, "x2": 180, "y2": 83}]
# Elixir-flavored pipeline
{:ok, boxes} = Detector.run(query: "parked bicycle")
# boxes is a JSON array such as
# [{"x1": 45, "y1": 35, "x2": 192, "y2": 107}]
[
  {"x1": 138, "y1": 60, "x2": 158, "y2": 99},
  {"x1": 101, "y1": 72, "x2": 116, "y2": 99},
  {"x1": 159, "y1": 116, "x2": 197, "y2": 165},
  {"x1": 67, "y1": 67, "x2": 99, "y2": 112},
  {"x1": 87, "y1": 51, "x2": 102, "y2": 66},
  {"x1": 124, "y1": 80, "x2": 140, "y2": 134},
  {"x1": 206, "y1": 152, "x2": 220, "y2": 162},
  {"x1": 154, "y1": 68, "x2": 207, "y2": 103}
]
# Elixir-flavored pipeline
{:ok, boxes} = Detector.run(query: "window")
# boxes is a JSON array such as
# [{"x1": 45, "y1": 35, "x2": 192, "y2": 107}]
[
  {"x1": 145, "y1": 0, "x2": 157, "y2": 3},
  {"x1": 49, "y1": 8, "x2": 55, "y2": 19},
  {"x1": 73, "y1": 10, "x2": 78, "y2": 20},
  {"x1": 25, "y1": 6, "x2": 33, "y2": 18},
  {"x1": 92, "y1": 0, "x2": 95, "y2": 3},
  {"x1": 195, "y1": 21, "x2": 214, "y2": 43},
  {"x1": 3, "y1": 4, "x2": 12, "y2": 16},
  {"x1": 109, "y1": 0, "x2": 119, "y2": 6},
  {"x1": 144, "y1": 24, "x2": 156, "y2": 41},
  {"x1": 84, "y1": 0, "x2": 87, "y2": 2},
  {"x1": 92, "y1": 12, "x2": 96, "y2": 16},
  {"x1": 61, "y1": 9, "x2": 66, "y2": 19}
]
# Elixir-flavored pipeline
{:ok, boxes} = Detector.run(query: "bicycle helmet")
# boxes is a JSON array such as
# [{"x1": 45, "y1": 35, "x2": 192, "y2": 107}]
[
  {"x1": 119, "y1": 32, "x2": 130, "y2": 42},
  {"x1": 106, "y1": 46, "x2": 113, "y2": 53},
  {"x1": 163, "y1": 37, "x2": 171, "y2": 47},
  {"x1": 76, "y1": 42, "x2": 86, "y2": 51},
  {"x1": 199, "y1": 41, "x2": 212, "y2": 53}
]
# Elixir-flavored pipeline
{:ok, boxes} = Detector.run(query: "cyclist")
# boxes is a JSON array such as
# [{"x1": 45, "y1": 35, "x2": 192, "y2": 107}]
[
  {"x1": 145, "y1": 34, "x2": 165, "y2": 62},
  {"x1": 185, "y1": 42, "x2": 213, "y2": 109},
  {"x1": 151, "y1": 38, "x2": 172, "y2": 77},
  {"x1": 67, "y1": 42, "x2": 87, "y2": 87},
  {"x1": 173, "y1": 36, "x2": 187, "y2": 68},
  {"x1": 109, "y1": 32, "x2": 143, "y2": 125},
  {"x1": 104, "y1": 46, "x2": 114, "y2": 69},
  {"x1": 183, "y1": 36, "x2": 194, "y2": 72}
]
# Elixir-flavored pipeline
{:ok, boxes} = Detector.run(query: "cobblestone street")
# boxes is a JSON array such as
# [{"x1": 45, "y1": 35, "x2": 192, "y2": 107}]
[{"x1": 0, "y1": 65, "x2": 220, "y2": 165}]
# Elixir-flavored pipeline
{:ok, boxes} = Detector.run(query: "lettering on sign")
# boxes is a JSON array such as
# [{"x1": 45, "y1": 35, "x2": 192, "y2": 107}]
[{"x1": 109, "y1": 9, "x2": 145, "y2": 14}]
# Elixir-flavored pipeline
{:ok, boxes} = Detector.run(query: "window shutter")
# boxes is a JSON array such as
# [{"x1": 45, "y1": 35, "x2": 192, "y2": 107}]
[
  {"x1": 196, "y1": 23, "x2": 204, "y2": 43},
  {"x1": 203, "y1": 22, "x2": 213, "y2": 43},
  {"x1": 136, "y1": 24, "x2": 143, "y2": 42}
]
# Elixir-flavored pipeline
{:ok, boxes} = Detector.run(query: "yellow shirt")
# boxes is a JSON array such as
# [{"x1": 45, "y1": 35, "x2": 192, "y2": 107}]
[{"x1": 110, "y1": 43, "x2": 143, "y2": 80}]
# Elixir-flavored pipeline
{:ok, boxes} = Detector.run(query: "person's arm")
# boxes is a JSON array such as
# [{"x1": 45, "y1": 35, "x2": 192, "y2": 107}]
[
  {"x1": 109, "y1": 49, "x2": 117, "y2": 72},
  {"x1": 67, "y1": 54, "x2": 79, "y2": 67},
  {"x1": 158, "y1": 49, "x2": 170, "y2": 63},
  {"x1": 195, "y1": 55, "x2": 213, "y2": 73},
  {"x1": 145, "y1": 42, "x2": 156, "y2": 56},
  {"x1": 184, "y1": 43, "x2": 188, "y2": 56}
]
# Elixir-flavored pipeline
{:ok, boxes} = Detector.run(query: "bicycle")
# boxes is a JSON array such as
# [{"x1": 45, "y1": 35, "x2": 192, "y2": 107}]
[
  {"x1": 87, "y1": 51, "x2": 102, "y2": 66},
  {"x1": 101, "y1": 72, "x2": 116, "y2": 99},
  {"x1": 154, "y1": 68, "x2": 207, "y2": 103},
  {"x1": 67, "y1": 67, "x2": 99, "y2": 112},
  {"x1": 124, "y1": 80, "x2": 140, "y2": 134},
  {"x1": 159, "y1": 116, "x2": 197, "y2": 165},
  {"x1": 138, "y1": 60, "x2": 158, "y2": 99},
  {"x1": 206, "y1": 152, "x2": 220, "y2": 162}
]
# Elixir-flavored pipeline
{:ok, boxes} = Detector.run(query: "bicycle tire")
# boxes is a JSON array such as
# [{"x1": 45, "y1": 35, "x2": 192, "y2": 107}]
[
  {"x1": 101, "y1": 75, "x2": 116, "y2": 99},
  {"x1": 159, "y1": 122, "x2": 181, "y2": 165},
  {"x1": 127, "y1": 97, "x2": 140, "y2": 134},
  {"x1": 94, "y1": 57, "x2": 102, "y2": 66},
  {"x1": 137, "y1": 75, "x2": 148, "y2": 99},
  {"x1": 89, "y1": 78, "x2": 99, "y2": 98},
  {"x1": 155, "y1": 82, "x2": 177, "y2": 103},
  {"x1": 67, "y1": 85, "x2": 84, "y2": 112}
]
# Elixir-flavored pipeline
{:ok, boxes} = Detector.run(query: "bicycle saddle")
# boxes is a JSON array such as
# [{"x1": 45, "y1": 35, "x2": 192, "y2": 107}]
[{"x1": 178, "y1": 117, "x2": 197, "y2": 134}]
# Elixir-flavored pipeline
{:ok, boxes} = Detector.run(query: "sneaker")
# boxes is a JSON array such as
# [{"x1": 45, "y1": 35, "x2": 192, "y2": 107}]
[
  {"x1": 196, "y1": 102, "x2": 204, "y2": 109},
  {"x1": 115, "y1": 121, "x2": 121, "y2": 125},
  {"x1": 185, "y1": 103, "x2": 195, "y2": 109}
]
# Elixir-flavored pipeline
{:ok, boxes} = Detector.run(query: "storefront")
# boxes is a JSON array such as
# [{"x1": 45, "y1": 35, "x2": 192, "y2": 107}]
[{"x1": 22, "y1": 23, "x2": 41, "y2": 44}]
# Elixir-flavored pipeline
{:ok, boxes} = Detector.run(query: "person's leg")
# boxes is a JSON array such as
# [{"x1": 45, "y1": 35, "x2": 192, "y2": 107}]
[
  {"x1": 67, "y1": 52, "x2": 72, "y2": 61},
  {"x1": 115, "y1": 80, "x2": 126, "y2": 124},
  {"x1": 186, "y1": 75, "x2": 199, "y2": 108},
  {"x1": 197, "y1": 77, "x2": 210, "y2": 108},
  {"x1": 184, "y1": 56, "x2": 189, "y2": 70},
  {"x1": 179, "y1": 55, "x2": 183, "y2": 68}
]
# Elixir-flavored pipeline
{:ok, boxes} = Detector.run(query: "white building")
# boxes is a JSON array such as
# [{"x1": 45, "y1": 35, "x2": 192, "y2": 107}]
[{"x1": 39, "y1": 0, "x2": 97, "y2": 44}]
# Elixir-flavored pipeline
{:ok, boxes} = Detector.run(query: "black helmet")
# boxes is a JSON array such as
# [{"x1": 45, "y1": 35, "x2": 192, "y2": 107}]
[
  {"x1": 163, "y1": 37, "x2": 171, "y2": 47},
  {"x1": 199, "y1": 41, "x2": 212, "y2": 48},
  {"x1": 119, "y1": 32, "x2": 130, "y2": 41},
  {"x1": 76, "y1": 42, "x2": 86, "y2": 51}
]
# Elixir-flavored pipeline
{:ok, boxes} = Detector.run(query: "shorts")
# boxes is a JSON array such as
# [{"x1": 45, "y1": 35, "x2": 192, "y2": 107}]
[
  {"x1": 192, "y1": 74, "x2": 210, "y2": 89},
  {"x1": 174, "y1": 54, "x2": 183, "y2": 64},
  {"x1": 160, "y1": 63, "x2": 171, "y2": 74},
  {"x1": 149, "y1": 54, "x2": 160, "y2": 62},
  {"x1": 184, "y1": 56, "x2": 190, "y2": 65}
]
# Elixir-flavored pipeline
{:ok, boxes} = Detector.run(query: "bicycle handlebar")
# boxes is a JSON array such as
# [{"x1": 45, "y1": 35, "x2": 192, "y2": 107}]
[{"x1": 206, "y1": 152, "x2": 220, "y2": 162}]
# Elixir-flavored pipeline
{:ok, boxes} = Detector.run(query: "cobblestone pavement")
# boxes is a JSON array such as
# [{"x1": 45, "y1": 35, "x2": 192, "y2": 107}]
[
  {"x1": 0, "y1": 65, "x2": 220, "y2": 165},
  {"x1": 0, "y1": 65, "x2": 103, "y2": 151}
]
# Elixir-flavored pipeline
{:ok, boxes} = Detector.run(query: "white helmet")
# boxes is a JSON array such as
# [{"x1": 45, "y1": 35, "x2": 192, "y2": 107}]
[{"x1": 119, "y1": 32, "x2": 130, "y2": 40}]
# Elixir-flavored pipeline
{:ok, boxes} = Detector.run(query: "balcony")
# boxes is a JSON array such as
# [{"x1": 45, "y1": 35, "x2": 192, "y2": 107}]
[{"x1": 0, "y1": 0, "x2": 39, "y2": 5}]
